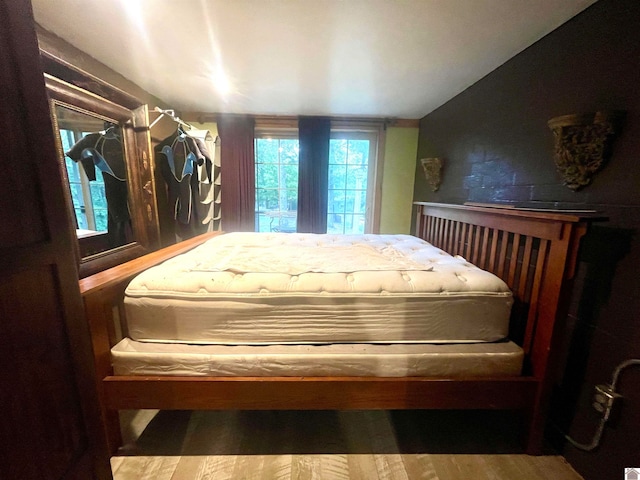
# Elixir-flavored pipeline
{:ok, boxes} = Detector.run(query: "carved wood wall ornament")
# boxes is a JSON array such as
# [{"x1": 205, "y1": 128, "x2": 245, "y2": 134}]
[
  {"x1": 420, "y1": 157, "x2": 443, "y2": 191},
  {"x1": 548, "y1": 111, "x2": 624, "y2": 191}
]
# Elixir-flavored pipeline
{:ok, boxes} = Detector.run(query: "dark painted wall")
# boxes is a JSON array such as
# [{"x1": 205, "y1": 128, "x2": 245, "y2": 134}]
[{"x1": 414, "y1": 1, "x2": 640, "y2": 478}]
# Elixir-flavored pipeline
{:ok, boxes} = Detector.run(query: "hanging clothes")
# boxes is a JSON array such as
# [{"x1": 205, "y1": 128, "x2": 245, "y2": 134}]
[
  {"x1": 66, "y1": 126, "x2": 132, "y2": 248},
  {"x1": 187, "y1": 129, "x2": 221, "y2": 232},
  {"x1": 155, "y1": 128, "x2": 211, "y2": 240}
]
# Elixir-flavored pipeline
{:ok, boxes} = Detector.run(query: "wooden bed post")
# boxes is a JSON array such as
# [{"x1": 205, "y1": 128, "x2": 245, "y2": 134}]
[{"x1": 79, "y1": 232, "x2": 222, "y2": 455}]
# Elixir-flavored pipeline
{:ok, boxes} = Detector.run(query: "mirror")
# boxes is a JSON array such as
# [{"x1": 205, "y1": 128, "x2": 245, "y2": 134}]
[
  {"x1": 45, "y1": 73, "x2": 159, "y2": 277},
  {"x1": 55, "y1": 105, "x2": 131, "y2": 254}
]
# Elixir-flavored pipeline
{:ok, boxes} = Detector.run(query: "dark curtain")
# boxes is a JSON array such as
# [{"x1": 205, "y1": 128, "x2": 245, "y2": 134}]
[
  {"x1": 218, "y1": 114, "x2": 255, "y2": 232},
  {"x1": 297, "y1": 116, "x2": 330, "y2": 233}
]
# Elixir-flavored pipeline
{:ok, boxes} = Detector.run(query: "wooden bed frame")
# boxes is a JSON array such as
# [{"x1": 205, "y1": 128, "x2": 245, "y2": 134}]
[{"x1": 79, "y1": 202, "x2": 601, "y2": 457}]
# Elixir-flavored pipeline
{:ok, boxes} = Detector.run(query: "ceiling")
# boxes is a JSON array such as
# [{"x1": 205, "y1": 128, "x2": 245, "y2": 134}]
[{"x1": 31, "y1": 0, "x2": 597, "y2": 119}]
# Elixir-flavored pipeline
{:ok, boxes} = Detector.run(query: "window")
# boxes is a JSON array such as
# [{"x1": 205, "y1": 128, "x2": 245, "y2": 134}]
[
  {"x1": 254, "y1": 124, "x2": 381, "y2": 234},
  {"x1": 59, "y1": 128, "x2": 108, "y2": 233},
  {"x1": 254, "y1": 135, "x2": 299, "y2": 232},
  {"x1": 327, "y1": 132, "x2": 377, "y2": 234}
]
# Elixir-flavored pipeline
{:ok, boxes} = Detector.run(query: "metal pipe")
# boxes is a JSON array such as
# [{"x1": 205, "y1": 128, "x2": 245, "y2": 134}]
[{"x1": 564, "y1": 358, "x2": 640, "y2": 451}]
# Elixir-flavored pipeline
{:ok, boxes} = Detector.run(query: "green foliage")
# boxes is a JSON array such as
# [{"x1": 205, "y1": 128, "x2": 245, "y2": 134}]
[
  {"x1": 255, "y1": 136, "x2": 372, "y2": 234},
  {"x1": 255, "y1": 138, "x2": 299, "y2": 214}
]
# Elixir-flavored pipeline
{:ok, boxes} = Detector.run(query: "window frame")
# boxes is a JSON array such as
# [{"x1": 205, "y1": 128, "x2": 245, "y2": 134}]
[
  {"x1": 328, "y1": 128, "x2": 382, "y2": 234},
  {"x1": 253, "y1": 120, "x2": 384, "y2": 234},
  {"x1": 254, "y1": 127, "x2": 299, "y2": 232}
]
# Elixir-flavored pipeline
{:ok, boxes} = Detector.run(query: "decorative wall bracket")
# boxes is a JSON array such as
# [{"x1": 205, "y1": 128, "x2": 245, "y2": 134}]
[
  {"x1": 548, "y1": 111, "x2": 624, "y2": 191},
  {"x1": 420, "y1": 157, "x2": 443, "y2": 192}
]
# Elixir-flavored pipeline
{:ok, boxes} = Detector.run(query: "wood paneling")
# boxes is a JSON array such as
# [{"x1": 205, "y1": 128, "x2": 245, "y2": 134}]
[{"x1": 0, "y1": 1, "x2": 110, "y2": 478}]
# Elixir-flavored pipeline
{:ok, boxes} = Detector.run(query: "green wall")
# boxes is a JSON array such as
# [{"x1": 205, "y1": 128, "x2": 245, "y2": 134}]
[{"x1": 379, "y1": 127, "x2": 419, "y2": 234}]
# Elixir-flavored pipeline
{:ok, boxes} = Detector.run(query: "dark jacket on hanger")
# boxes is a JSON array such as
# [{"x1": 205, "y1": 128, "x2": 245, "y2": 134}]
[
  {"x1": 155, "y1": 129, "x2": 211, "y2": 240},
  {"x1": 66, "y1": 129, "x2": 131, "y2": 248}
]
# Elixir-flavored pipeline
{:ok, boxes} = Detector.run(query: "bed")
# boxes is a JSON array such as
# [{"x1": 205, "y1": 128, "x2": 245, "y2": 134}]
[{"x1": 79, "y1": 202, "x2": 600, "y2": 456}]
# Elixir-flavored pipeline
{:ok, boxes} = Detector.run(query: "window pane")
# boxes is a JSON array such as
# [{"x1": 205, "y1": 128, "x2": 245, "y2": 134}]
[
  {"x1": 347, "y1": 140, "x2": 369, "y2": 165},
  {"x1": 69, "y1": 183, "x2": 85, "y2": 208},
  {"x1": 280, "y1": 140, "x2": 299, "y2": 164},
  {"x1": 328, "y1": 164, "x2": 346, "y2": 190},
  {"x1": 59, "y1": 129, "x2": 75, "y2": 152},
  {"x1": 346, "y1": 164, "x2": 368, "y2": 190},
  {"x1": 255, "y1": 138, "x2": 279, "y2": 163},
  {"x1": 267, "y1": 190, "x2": 281, "y2": 210},
  {"x1": 330, "y1": 139, "x2": 348, "y2": 164},
  {"x1": 255, "y1": 189, "x2": 264, "y2": 212},
  {"x1": 357, "y1": 190, "x2": 367, "y2": 212},
  {"x1": 255, "y1": 136, "x2": 299, "y2": 232},
  {"x1": 327, "y1": 213, "x2": 344, "y2": 234},
  {"x1": 256, "y1": 163, "x2": 278, "y2": 189},
  {"x1": 344, "y1": 214, "x2": 354, "y2": 232},
  {"x1": 327, "y1": 134, "x2": 375, "y2": 233},
  {"x1": 283, "y1": 164, "x2": 298, "y2": 189},
  {"x1": 351, "y1": 214, "x2": 365, "y2": 234},
  {"x1": 90, "y1": 184, "x2": 107, "y2": 209},
  {"x1": 255, "y1": 212, "x2": 268, "y2": 232},
  {"x1": 74, "y1": 209, "x2": 88, "y2": 230},
  {"x1": 345, "y1": 190, "x2": 355, "y2": 212},
  {"x1": 286, "y1": 189, "x2": 298, "y2": 211},
  {"x1": 328, "y1": 189, "x2": 346, "y2": 214},
  {"x1": 93, "y1": 209, "x2": 108, "y2": 232}
]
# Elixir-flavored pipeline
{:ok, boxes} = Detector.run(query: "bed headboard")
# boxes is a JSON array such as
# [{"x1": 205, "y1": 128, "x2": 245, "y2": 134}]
[{"x1": 414, "y1": 202, "x2": 603, "y2": 379}]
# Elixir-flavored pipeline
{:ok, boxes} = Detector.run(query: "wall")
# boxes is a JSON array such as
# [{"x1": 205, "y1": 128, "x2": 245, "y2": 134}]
[
  {"x1": 36, "y1": 26, "x2": 171, "y2": 121},
  {"x1": 189, "y1": 120, "x2": 418, "y2": 235},
  {"x1": 413, "y1": 1, "x2": 640, "y2": 478},
  {"x1": 379, "y1": 127, "x2": 419, "y2": 234}
]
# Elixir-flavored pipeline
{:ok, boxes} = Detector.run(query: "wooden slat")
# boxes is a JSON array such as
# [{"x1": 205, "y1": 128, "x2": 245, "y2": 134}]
[
  {"x1": 488, "y1": 228, "x2": 499, "y2": 273},
  {"x1": 444, "y1": 219, "x2": 452, "y2": 252},
  {"x1": 518, "y1": 236, "x2": 534, "y2": 301},
  {"x1": 447, "y1": 219, "x2": 455, "y2": 253},
  {"x1": 522, "y1": 239, "x2": 549, "y2": 355},
  {"x1": 449, "y1": 221, "x2": 461, "y2": 255},
  {"x1": 472, "y1": 225, "x2": 482, "y2": 265},
  {"x1": 480, "y1": 227, "x2": 490, "y2": 269},
  {"x1": 508, "y1": 233, "x2": 521, "y2": 288},
  {"x1": 497, "y1": 232, "x2": 509, "y2": 279},
  {"x1": 460, "y1": 223, "x2": 468, "y2": 257}
]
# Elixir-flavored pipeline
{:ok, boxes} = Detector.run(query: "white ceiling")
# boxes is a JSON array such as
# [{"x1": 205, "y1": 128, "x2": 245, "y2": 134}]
[{"x1": 32, "y1": 0, "x2": 596, "y2": 119}]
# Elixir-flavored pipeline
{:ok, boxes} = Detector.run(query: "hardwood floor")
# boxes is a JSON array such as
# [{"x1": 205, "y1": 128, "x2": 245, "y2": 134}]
[{"x1": 111, "y1": 410, "x2": 583, "y2": 479}]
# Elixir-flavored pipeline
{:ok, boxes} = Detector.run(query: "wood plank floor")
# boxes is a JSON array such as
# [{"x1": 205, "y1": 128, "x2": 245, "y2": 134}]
[{"x1": 111, "y1": 410, "x2": 583, "y2": 479}]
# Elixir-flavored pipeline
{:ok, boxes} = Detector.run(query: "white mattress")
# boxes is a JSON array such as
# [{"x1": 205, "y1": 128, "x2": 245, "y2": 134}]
[
  {"x1": 124, "y1": 233, "x2": 513, "y2": 345},
  {"x1": 112, "y1": 337, "x2": 524, "y2": 377}
]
